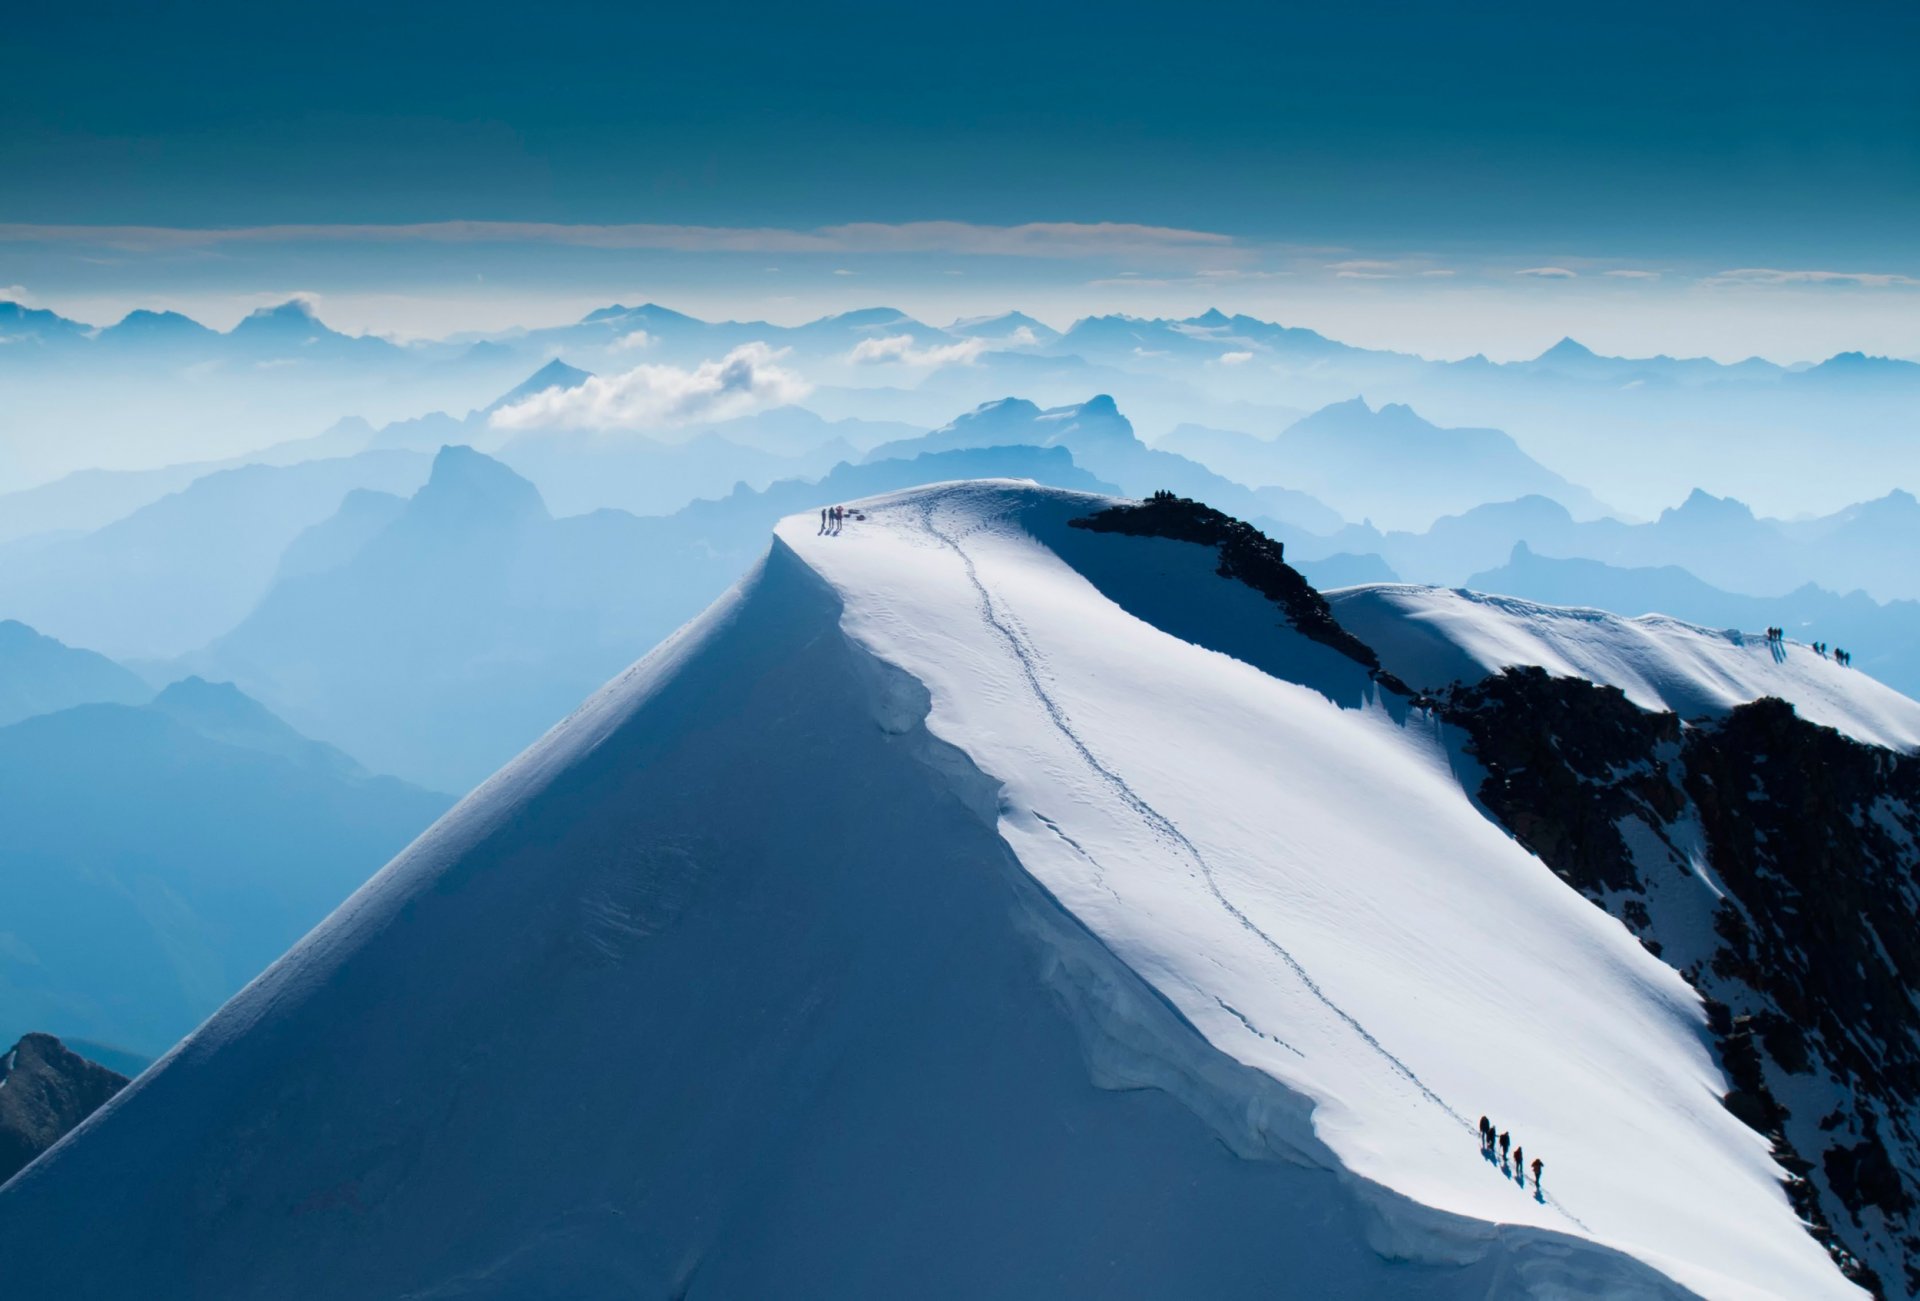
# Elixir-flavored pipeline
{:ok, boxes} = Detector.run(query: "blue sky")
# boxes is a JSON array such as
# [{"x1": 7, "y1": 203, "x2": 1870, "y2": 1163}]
[{"x1": 4, "y1": 0, "x2": 1916, "y2": 358}]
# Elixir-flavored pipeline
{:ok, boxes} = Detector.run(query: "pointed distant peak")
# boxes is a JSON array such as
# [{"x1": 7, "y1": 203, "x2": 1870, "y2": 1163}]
[
  {"x1": 527, "y1": 357, "x2": 591, "y2": 384},
  {"x1": 946, "y1": 310, "x2": 1057, "y2": 339},
  {"x1": 416, "y1": 445, "x2": 548, "y2": 521},
  {"x1": 1663, "y1": 487, "x2": 1755, "y2": 524},
  {"x1": 486, "y1": 359, "x2": 594, "y2": 413},
  {"x1": 820, "y1": 306, "x2": 915, "y2": 330},
  {"x1": 971, "y1": 396, "x2": 1043, "y2": 418},
  {"x1": 1318, "y1": 395, "x2": 1375, "y2": 417},
  {"x1": 110, "y1": 308, "x2": 210, "y2": 331},
  {"x1": 151, "y1": 676, "x2": 294, "y2": 737},
  {"x1": 1537, "y1": 336, "x2": 1596, "y2": 362},
  {"x1": 1188, "y1": 307, "x2": 1231, "y2": 327},
  {"x1": 582, "y1": 302, "x2": 699, "y2": 326},
  {"x1": 1077, "y1": 393, "x2": 1121, "y2": 416},
  {"x1": 153, "y1": 675, "x2": 252, "y2": 711}
]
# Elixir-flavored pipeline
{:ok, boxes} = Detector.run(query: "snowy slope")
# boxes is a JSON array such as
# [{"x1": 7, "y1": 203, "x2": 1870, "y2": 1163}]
[
  {"x1": 1328, "y1": 583, "x2": 1920, "y2": 752},
  {"x1": 0, "y1": 483, "x2": 1861, "y2": 1299},
  {"x1": 783, "y1": 485, "x2": 1857, "y2": 1299}
]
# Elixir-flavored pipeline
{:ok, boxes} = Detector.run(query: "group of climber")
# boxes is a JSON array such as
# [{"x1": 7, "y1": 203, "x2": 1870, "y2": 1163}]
[
  {"x1": 1479, "y1": 1116, "x2": 1543, "y2": 1192},
  {"x1": 1763, "y1": 627, "x2": 1853, "y2": 666},
  {"x1": 818, "y1": 505, "x2": 852, "y2": 534}
]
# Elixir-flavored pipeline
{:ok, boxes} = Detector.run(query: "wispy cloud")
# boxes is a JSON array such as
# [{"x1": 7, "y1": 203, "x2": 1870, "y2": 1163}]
[
  {"x1": 0, "y1": 219, "x2": 1239, "y2": 263},
  {"x1": 1704, "y1": 267, "x2": 1920, "y2": 288},
  {"x1": 1515, "y1": 266, "x2": 1578, "y2": 279},
  {"x1": 848, "y1": 334, "x2": 989, "y2": 367},
  {"x1": 489, "y1": 342, "x2": 807, "y2": 431},
  {"x1": 1602, "y1": 269, "x2": 1661, "y2": 280},
  {"x1": 1325, "y1": 258, "x2": 1452, "y2": 280},
  {"x1": 1216, "y1": 350, "x2": 1254, "y2": 365},
  {"x1": 1327, "y1": 259, "x2": 1402, "y2": 280}
]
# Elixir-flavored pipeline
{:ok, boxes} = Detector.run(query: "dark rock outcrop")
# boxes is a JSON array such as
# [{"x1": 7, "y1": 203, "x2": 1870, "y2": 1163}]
[
  {"x1": 1441, "y1": 672, "x2": 1920, "y2": 1297},
  {"x1": 0, "y1": 1034, "x2": 130, "y2": 1185},
  {"x1": 1070, "y1": 492, "x2": 1404, "y2": 686}
]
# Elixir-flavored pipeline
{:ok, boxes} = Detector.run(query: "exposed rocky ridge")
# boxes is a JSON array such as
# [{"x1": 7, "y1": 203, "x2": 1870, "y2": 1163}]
[
  {"x1": 1072, "y1": 493, "x2": 1919, "y2": 1293},
  {"x1": 0, "y1": 1034, "x2": 129, "y2": 1185},
  {"x1": 1069, "y1": 492, "x2": 1405, "y2": 688},
  {"x1": 1440, "y1": 669, "x2": 1920, "y2": 1297}
]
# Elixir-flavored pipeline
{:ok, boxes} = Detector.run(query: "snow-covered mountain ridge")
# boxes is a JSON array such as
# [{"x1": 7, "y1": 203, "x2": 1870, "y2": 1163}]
[
  {"x1": 1330, "y1": 583, "x2": 1920, "y2": 752},
  {"x1": 2, "y1": 481, "x2": 1904, "y2": 1298}
]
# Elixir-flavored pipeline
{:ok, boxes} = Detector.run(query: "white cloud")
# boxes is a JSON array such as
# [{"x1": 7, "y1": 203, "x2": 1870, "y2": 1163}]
[
  {"x1": 1603, "y1": 269, "x2": 1661, "y2": 280},
  {"x1": 1704, "y1": 267, "x2": 1920, "y2": 288},
  {"x1": 1006, "y1": 325, "x2": 1040, "y2": 347},
  {"x1": 610, "y1": 329, "x2": 654, "y2": 351},
  {"x1": 0, "y1": 285, "x2": 33, "y2": 304},
  {"x1": 1328, "y1": 260, "x2": 1401, "y2": 280},
  {"x1": 1516, "y1": 266, "x2": 1579, "y2": 279},
  {"x1": 847, "y1": 334, "x2": 989, "y2": 367},
  {"x1": 489, "y1": 342, "x2": 808, "y2": 431},
  {"x1": 1325, "y1": 258, "x2": 1453, "y2": 280},
  {"x1": 1217, "y1": 350, "x2": 1254, "y2": 365}
]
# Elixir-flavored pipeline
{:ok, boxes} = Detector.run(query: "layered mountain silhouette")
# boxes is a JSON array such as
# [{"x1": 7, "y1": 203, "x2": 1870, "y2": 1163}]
[
  {"x1": 188, "y1": 442, "x2": 1114, "y2": 790},
  {"x1": 864, "y1": 395, "x2": 1342, "y2": 533},
  {"x1": 0, "y1": 620, "x2": 149, "y2": 727},
  {"x1": 1161, "y1": 397, "x2": 1610, "y2": 530},
  {"x1": 0, "y1": 681, "x2": 448, "y2": 1056},
  {"x1": 0, "y1": 451, "x2": 433, "y2": 658}
]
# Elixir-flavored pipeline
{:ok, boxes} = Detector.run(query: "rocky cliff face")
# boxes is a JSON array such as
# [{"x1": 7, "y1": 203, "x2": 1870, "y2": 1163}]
[
  {"x1": 1071, "y1": 495, "x2": 1920, "y2": 1296},
  {"x1": 1442, "y1": 670, "x2": 1920, "y2": 1297},
  {"x1": 0, "y1": 1034, "x2": 130, "y2": 1185}
]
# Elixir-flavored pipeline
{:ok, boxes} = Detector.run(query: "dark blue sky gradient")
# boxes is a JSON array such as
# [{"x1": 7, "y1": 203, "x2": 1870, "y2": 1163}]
[{"x1": 5, "y1": 0, "x2": 1916, "y2": 261}]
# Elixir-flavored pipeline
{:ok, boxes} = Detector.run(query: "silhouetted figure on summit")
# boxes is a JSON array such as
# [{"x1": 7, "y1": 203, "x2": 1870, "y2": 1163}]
[
  {"x1": 1478, "y1": 1116, "x2": 1491, "y2": 1149},
  {"x1": 1498, "y1": 1130, "x2": 1510, "y2": 1162},
  {"x1": 1513, "y1": 1145, "x2": 1524, "y2": 1180},
  {"x1": 1531, "y1": 1156, "x2": 1544, "y2": 1190}
]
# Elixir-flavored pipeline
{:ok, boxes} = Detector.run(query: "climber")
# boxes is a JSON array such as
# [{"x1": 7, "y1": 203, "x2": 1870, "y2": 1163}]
[
  {"x1": 1531, "y1": 1156, "x2": 1543, "y2": 1189},
  {"x1": 1498, "y1": 1130, "x2": 1510, "y2": 1162},
  {"x1": 1478, "y1": 1116, "x2": 1492, "y2": 1148},
  {"x1": 1513, "y1": 1145, "x2": 1524, "y2": 1180}
]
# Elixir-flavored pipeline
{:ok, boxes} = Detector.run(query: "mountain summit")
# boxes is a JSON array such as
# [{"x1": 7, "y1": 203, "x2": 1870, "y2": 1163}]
[{"x1": 0, "y1": 482, "x2": 1868, "y2": 1299}]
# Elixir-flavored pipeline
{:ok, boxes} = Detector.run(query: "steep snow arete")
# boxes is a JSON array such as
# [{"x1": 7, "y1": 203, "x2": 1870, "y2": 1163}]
[{"x1": 0, "y1": 482, "x2": 1877, "y2": 1298}]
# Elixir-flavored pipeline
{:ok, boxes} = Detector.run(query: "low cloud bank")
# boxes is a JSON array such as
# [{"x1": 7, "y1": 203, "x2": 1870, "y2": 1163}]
[{"x1": 490, "y1": 343, "x2": 808, "y2": 431}]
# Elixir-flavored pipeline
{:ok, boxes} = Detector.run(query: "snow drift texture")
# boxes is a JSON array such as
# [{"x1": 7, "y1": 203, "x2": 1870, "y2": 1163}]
[{"x1": 0, "y1": 482, "x2": 1872, "y2": 1299}]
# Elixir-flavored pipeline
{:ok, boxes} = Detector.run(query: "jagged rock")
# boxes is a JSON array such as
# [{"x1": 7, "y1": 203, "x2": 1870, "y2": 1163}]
[
  {"x1": 1439, "y1": 672, "x2": 1920, "y2": 1297},
  {"x1": 0, "y1": 1034, "x2": 129, "y2": 1185},
  {"x1": 1070, "y1": 492, "x2": 1401, "y2": 683}
]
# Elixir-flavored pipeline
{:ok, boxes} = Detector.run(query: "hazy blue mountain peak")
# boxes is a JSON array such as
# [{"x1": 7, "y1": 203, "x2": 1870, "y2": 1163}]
[{"x1": 412, "y1": 445, "x2": 549, "y2": 524}]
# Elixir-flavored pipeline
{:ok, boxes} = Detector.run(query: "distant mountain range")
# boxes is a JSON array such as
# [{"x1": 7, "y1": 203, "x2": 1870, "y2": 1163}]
[
  {"x1": 185, "y1": 441, "x2": 1117, "y2": 790},
  {"x1": 0, "y1": 451, "x2": 433, "y2": 659},
  {"x1": 1298, "y1": 488, "x2": 1920, "y2": 602},
  {"x1": 6, "y1": 296, "x2": 1916, "y2": 514},
  {"x1": 0, "y1": 652, "x2": 449, "y2": 1056},
  {"x1": 1159, "y1": 398, "x2": 1610, "y2": 529}
]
